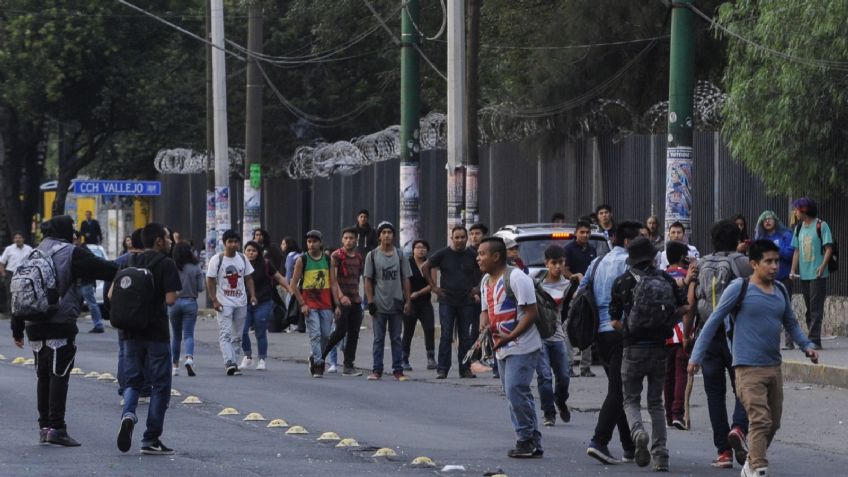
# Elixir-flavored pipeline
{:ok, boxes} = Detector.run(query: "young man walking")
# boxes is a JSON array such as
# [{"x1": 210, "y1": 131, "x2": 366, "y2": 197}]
[
  {"x1": 1, "y1": 231, "x2": 33, "y2": 316},
  {"x1": 610, "y1": 237, "x2": 687, "y2": 471},
  {"x1": 689, "y1": 240, "x2": 819, "y2": 477},
  {"x1": 663, "y1": 241, "x2": 698, "y2": 430},
  {"x1": 563, "y1": 220, "x2": 597, "y2": 377},
  {"x1": 322, "y1": 227, "x2": 364, "y2": 376},
  {"x1": 477, "y1": 237, "x2": 543, "y2": 458},
  {"x1": 422, "y1": 226, "x2": 480, "y2": 379},
  {"x1": 790, "y1": 197, "x2": 833, "y2": 350},
  {"x1": 291, "y1": 230, "x2": 337, "y2": 378},
  {"x1": 116, "y1": 223, "x2": 182, "y2": 455},
  {"x1": 206, "y1": 230, "x2": 257, "y2": 376},
  {"x1": 364, "y1": 222, "x2": 412, "y2": 381},
  {"x1": 11, "y1": 216, "x2": 117, "y2": 447}
]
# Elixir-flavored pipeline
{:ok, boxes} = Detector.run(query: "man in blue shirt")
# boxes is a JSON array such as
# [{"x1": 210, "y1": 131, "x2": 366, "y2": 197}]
[{"x1": 689, "y1": 240, "x2": 818, "y2": 477}]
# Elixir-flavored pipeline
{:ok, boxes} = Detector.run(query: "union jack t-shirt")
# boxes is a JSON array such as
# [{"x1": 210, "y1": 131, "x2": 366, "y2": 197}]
[{"x1": 481, "y1": 268, "x2": 542, "y2": 360}]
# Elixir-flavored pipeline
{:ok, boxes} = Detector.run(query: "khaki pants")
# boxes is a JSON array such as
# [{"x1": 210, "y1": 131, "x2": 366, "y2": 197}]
[{"x1": 735, "y1": 365, "x2": 783, "y2": 470}]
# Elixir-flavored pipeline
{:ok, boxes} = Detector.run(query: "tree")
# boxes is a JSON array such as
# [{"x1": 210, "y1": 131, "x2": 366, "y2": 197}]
[{"x1": 720, "y1": 0, "x2": 848, "y2": 198}]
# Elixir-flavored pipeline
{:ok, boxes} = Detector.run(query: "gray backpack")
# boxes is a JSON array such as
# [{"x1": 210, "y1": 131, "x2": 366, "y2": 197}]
[
  {"x1": 694, "y1": 252, "x2": 744, "y2": 339},
  {"x1": 10, "y1": 244, "x2": 69, "y2": 320}
]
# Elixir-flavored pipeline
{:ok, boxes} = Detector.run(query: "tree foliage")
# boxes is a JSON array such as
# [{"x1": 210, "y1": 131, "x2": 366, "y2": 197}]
[{"x1": 720, "y1": 0, "x2": 848, "y2": 199}]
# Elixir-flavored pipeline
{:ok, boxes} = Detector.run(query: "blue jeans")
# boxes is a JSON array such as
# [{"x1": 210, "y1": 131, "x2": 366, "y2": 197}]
[
  {"x1": 536, "y1": 340, "x2": 571, "y2": 416},
  {"x1": 168, "y1": 298, "x2": 198, "y2": 363},
  {"x1": 306, "y1": 309, "x2": 333, "y2": 365},
  {"x1": 243, "y1": 300, "x2": 272, "y2": 359},
  {"x1": 117, "y1": 339, "x2": 151, "y2": 397},
  {"x1": 498, "y1": 350, "x2": 542, "y2": 447},
  {"x1": 437, "y1": 303, "x2": 478, "y2": 373},
  {"x1": 702, "y1": 335, "x2": 749, "y2": 453},
  {"x1": 122, "y1": 340, "x2": 172, "y2": 445},
  {"x1": 372, "y1": 312, "x2": 403, "y2": 374},
  {"x1": 81, "y1": 284, "x2": 103, "y2": 329}
]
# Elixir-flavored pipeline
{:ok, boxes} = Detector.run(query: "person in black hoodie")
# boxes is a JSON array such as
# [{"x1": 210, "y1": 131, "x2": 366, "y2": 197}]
[
  {"x1": 353, "y1": 209, "x2": 378, "y2": 258},
  {"x1": 11, "y1": 215, "x2": 118, "y2": 447}
]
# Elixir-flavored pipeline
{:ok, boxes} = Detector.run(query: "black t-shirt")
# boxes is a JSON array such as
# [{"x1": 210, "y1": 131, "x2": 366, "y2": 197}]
[
  {"x1": 250, "y1": 258, "x2": 279, "y2": 303},
  {"x1": 121, "y1": 250, "x2": 181, "y2": 343},
  {"x1": 408, "y1": 257, "x2": 430, "y2": 306},
  {"x1": 428, "y1": 246, "x2": 479, "y2": 306},
  {"x1": 564, "y1": 240, "x2": 597, "y2": 275}
]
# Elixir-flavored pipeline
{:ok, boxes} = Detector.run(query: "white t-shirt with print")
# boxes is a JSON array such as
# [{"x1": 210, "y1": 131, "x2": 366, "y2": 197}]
[
  {"x1": 481, "y1": 267, "x2": 541, "y2": 360},
  {"x1": 206, "y1": 253, "x2": 255, "y2": 307}
]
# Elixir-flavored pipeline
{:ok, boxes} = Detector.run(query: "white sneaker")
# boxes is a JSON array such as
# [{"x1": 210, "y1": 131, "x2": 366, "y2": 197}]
[
  {"x1": 172, "y1": 366, "x2": 180, "y2": 377},
  {"x1": 256, "y1": 359, "x2": 266, "y2": 371},
  {"x1": 138, "y1": 397, "x2": 151, "y2": 404},
  {"x1": 240, "y1": 356, "x2": 253, "y2": 369},
  {"x1": 327, "y1": 364, "x2": 338, "y2": 374}
]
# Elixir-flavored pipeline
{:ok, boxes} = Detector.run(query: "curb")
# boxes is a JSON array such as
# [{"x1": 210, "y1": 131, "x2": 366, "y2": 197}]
[{"x1": 782, "y1": 360, "x2": 848, "y2": 390}]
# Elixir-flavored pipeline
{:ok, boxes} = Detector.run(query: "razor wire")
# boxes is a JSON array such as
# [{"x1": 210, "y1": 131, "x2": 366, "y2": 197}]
[
  {"x1": 154, "y1": 147, "x2": 245, "y2": 175},
  {"x1": 642, "y1": 80, "x2": 727, "y2": 133}
]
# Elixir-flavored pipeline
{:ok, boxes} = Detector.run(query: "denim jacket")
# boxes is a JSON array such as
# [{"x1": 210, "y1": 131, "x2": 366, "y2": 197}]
[{"x1": 578, "y1": 246, "x2": 629, "y2": 333}]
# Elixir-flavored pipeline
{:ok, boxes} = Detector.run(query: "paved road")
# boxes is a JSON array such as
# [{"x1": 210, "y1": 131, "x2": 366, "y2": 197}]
[{"x1": 1, "y1": 320, "x2": 847, "y2": 477}]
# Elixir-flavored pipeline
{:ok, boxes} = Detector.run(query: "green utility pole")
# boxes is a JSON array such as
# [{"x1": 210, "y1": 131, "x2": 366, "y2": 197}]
[
  {"x1": 243, "y1": 2, "x2": 263, "y2": 241},
  {"x1": 399, "y1": 0, "x2": 421, "y2": 252},
  {"x1": 664, "y1": 0, "x2": 695, "y2": 240}
]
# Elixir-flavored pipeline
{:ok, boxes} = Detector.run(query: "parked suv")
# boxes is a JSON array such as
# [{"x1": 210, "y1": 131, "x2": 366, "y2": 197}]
[{"x1": 494, "y1": 223, "x2": 608, "y2": 276}]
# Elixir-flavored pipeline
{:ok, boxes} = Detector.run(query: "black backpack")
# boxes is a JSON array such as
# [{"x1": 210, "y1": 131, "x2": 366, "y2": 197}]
[
  {"x1": 502, "y1": 267, "x2": 559, "y2": 340},
  {"x1": 566, "y1": 258, "x2": 603, "y2": 350},
  {"x1": 623, "y1": 269, "x2": 679, "y2": 341},
  {"x1": 110, "y1": 254, "x2": 165, "y2": 331}
]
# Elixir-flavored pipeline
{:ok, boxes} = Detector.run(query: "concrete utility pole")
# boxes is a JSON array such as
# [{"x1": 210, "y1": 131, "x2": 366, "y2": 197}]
[
  {"x1": 204, "y1": 0, "x2": 216, "y2": 264},
  {"x1": 243, "y1": 2, "x2": 263, "y2": 241},
  {"x1": 447, "y1": 0, "x2": 466, "y2": 240},
  {"x1": 464, "y1": 0, "x2": 480, "y2": 227},
  {"x1": 399, "y1": 0, "x2": 421, "y2": 253},
  {"x1": 211, "y1": 0, "x2": 230, "y2": 250},
  {"x1": 664, "y1": 0, "x2": 695, "y2": 240}
]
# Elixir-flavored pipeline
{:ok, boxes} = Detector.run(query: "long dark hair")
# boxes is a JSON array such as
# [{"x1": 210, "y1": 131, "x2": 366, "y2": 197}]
[
  {"x1": 282, "y1": 236, "x2": 301, "y2": 254},
  {"x1": 172, "y1": 241, "x2": 197, "y2": 271}
]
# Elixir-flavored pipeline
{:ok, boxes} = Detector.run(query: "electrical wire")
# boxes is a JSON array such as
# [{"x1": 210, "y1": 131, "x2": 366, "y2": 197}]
[
  {"x1": 406, "y1": 0, "x2": 447, "y2": 41},
  {"x1": 432, "y1": 34, "x2": 670, "y2": 50}
]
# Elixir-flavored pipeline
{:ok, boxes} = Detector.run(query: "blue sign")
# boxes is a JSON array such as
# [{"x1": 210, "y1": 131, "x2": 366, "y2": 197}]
[{"x1": 73, "y1": 180, "x2": 161, "y2": 196}]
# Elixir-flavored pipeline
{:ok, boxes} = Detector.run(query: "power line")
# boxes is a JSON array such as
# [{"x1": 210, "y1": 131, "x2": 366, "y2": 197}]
[{"x1": 433, "y1": 34, "x2": 670, "y2": 51}]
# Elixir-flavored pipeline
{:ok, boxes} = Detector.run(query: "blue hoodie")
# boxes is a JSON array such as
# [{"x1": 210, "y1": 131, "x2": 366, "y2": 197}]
[{"x1": 754, "y1": 211, "x2": 795, "y2": 280}]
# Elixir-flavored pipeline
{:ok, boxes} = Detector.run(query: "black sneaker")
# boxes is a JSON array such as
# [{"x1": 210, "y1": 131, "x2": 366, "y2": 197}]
[
  {"x1": 556, "y1": 401, "x2": 571, "y2": 423},
  {"x1": 459, "y1": 370, "x2": 477, "y2": 379},
  {"x1": 580, "y1": 368, "x2": 596, "y2": 377},
  {"x1": 89, "y1": 327, "x2": 104, "y2": 334},
  {"x1": 39, "y1": 428, "x2": 49, "y2": 445},
  {"x1": 543, "y1": 412, "x2": 555, "y2": 427},
  {"x1": 633, "y1": 429, "x2": 651, "y2": 467},
  {"x1": 436, "y1": 370, "x2": 448, "y2": 379},
  {"x1": 117, "y1": 416, "x2": 135, "y2": 453},
  {"x1": 507, "y1": 440, "x2": 539, "y2": 458},
  {"x1": 46, "y1": 428, "x2": 81, "y2": 447},
  {"x1": 308, "y1": 356, "x2": 316, "y2": 376},
  {"x1": 225, "y1": 362, "x2": 237, "y2": 376},
  {"x1": 141, "y1": 440, "x2": 174, "y2": 455},
  {"x1": 402, "y1": 359, "x2": 413, "y2": 371},
  {"x1": 342, "y1": 366, "x2": 362, "y2": 377}
]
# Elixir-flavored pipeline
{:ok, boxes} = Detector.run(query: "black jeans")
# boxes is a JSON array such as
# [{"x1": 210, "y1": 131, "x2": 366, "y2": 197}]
[
  {"x1": 402, "y1": 300, "x2": 435, "y2": 359},
  {"x1": 34, "y1": 340, "x2": 77, "y2": 430},
  {"x1": 437, "y1": 303, "x2": 478, "y2": 373},
  {"x1": 701, "y1": 334, "x2": 748, "y2": 453},
  {"x1": 322, "y1": 304, "x2": 363, "y2": 367},
  {"x1": 591, "y1": 331, "x2": 633, "y2": 451},
  {"x1": 800, "y1": 278, "x2": 827, "y2": 345}
]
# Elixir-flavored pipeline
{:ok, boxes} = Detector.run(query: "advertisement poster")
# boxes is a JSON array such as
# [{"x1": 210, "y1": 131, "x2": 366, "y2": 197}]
[
  {"x1": 215, "y1": 186, "x2": 230, "y2": 253},
  {"x1": 664, "y1": 146, "x2": 694, "y2": 235},
  {"x1": 399, "y1": 164, "x2": 421, "y2": 254},
  {"x1": 446, "y1": 166, "x2": 465, "y2": 243},
  {"x1": 242, "y1": 179, "x2": 261, "y2": 241},
  {"x1": 464, "y1": 165, "x2": 479, "y2": 226},
  {"x1": 205, "y1": 190, "x2": 216, "y2": 266}
]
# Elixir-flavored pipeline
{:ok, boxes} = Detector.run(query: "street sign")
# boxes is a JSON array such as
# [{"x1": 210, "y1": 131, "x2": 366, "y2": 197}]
[{"x1": 72, "y1": 180, "x2": 161, "y2": 196}]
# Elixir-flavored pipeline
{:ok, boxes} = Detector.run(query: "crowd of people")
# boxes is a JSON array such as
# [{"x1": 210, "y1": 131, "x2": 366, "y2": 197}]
[{"x1": 4, "y1": 198, "x2": 835, "y2": 475}]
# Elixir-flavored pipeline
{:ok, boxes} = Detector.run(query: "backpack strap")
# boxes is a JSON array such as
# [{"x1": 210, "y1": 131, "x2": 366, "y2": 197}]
[
  {"x1": 728, "y1": 278, "x2": 750, "y2": 328},
  {"x1": 502, "y1": 266, "x2": 517, "y2": 302},
  {"x1": 144, "y1": 253, "x2": 167, "y2": 272}
]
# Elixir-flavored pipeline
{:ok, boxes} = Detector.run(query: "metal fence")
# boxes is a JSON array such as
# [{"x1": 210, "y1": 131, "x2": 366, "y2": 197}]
[{"x1": 154, "y1": 131, "x2": 847, "y2": 295}]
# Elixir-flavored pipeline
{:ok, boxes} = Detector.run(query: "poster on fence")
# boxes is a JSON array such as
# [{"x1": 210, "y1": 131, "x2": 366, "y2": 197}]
[
  {"x1": 243, "y1": 180, "x2": 261, "y2": 241},
  {"x1": 400, "y1": 164, "x2": 421, "y2": 254},
  {"x1": 664, "y1": 146, "x2": 694, "y2": 235},
  {"x1": 215, "y1": 186, "x2": 230, "y2": 253}
]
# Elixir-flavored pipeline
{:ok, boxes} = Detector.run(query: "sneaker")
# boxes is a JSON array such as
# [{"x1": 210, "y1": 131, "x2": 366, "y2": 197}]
[
  {"x1": 492, "y1": 371, "x2": 500, "y2": 379},
  {"x1": 436, "y1": 370, "x2": 447, "y2": 379},
  {"x1": 117, "y1": 415, "x2": 135, "y2": 453},
  {"x1": 184, "y1": 357, "x2": 196, "y2": 376},
  {"x1": 556, "y1": 401, "x2": 571, "y2": 423},
  {"x1": 256, "y1": 359, "x2": 267, "y2": 371},
  {"x1": 308, "y1": 356, "x2": 316, "y2": 376},
  {"x1": 226, "y1": 362, "x2": 237, "y2": 376},
  {"x1": 140, "y1": 439, "x2": 174, "y2": 455},
  {"x1": 459, "y1": 370, "x2": 477, "y2": 379},
  {"x1": 507, "y1": 439, "x2": 539, "y2": 458},
  {"x1": 393, "y1": 371, "x2": 409, "y2": 381},
  {"x1": 728, "y1": 426, "x2": 749, "y2": 466},
  {"x1": 46, "y1": 428, "x2": 81, "y2": 447},
  {"x1": 240, "y1": 356, "x2": 253, "y2": 369},
  {"x1": 426, "y1": 356, "x2": 437, "y2": 370},
  {"x1": 138, "y1": 396, "x2": 151, "y2": 404},
  {"x1": 633, "y1": 429, "x2": 651, "y2": 467},
  {"x1": 711, "y1": 450, "x2": 733, "y2": 468},
  {"x1": 741, "y1": 460, "x2": 767, "y2": 477},
  {"x1": 654, "y1": 456, "x2": 669, "y2": 472},
  {"x1": 569, "y1": 368, "x2": 580, "y2": 378},
  {"x1": 39, "y1": 428, "x2": 49, "y2": 445},
  {"x1": 402, "y1": 359, "x2": 413, "y2": 371},
  {"x1": 543, "y1": 412, "x2": 555, "y2": 427},
  {"x1": 580, "y1": 368, "x2": 596, "y2": 377},
  {"x1": 89, "y1": 326, "x2": 105, "y2": 333},
  {"x1": 172, "y1": 366, "x2": 180, "y2": 377},
  {"x1": 621, "y1": 449, "x2": 635, "y2": 463},
  {"x1": 327, "y1": 364, "x2": 338, "y2": 374},
  {"x1": 671, "y1": 418, "x2": 687, "y2": 430},
  {"x1": 367, "y1": 371, "x2": 382, "y2": 380},
  {"x1": 782, "y1": 343, "x2": 795, "y2": 350},
  {"x1": 586, "y1": 441, "x2": 619, "y2": 465},
  {"x1": 342, "y1": 366, "x2": 362, "y2": 377},
  {"x1": 312, "y1": 364, "x2": 324, "y2": 378}
]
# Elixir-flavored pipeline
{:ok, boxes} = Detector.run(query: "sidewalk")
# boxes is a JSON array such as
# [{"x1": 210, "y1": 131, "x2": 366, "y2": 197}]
[{"x1": 782, "y1": 335, "x2": 848, "y2": 389}]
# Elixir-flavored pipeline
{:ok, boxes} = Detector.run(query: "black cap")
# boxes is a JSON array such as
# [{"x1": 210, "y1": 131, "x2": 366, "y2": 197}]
[
  {"x1": 306, "y1": 229, "x2": 323, "y2": 241},
  {"x1": 626, "y1": 236, "x2": 657, "y2": 266}
]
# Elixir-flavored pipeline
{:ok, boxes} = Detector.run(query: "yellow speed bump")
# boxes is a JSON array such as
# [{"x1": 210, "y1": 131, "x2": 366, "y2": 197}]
[
  {"x1": 336, "y1": 438, "x2": 359, "y2": 448},
  {"x1": 317, "y1": 432, "x2": 340, "y2": 441},
  {"x1": 243, "y1": 412, "x2": 265, "y2": 421},
  {"x1": 411, "y1": 456, "x2": 435, "y2": 467},
  {"x1": 97, "y1": 372, "x2": 116, "y2": 381},
  {"x1": 267, "y1": 419, "x2": 289, "y2": 428},
  {"x1": 285, "y1": 425, "x2": 308, "y2": 435},
  {"x1": 372, "y1": 448, "x2": 397, "y2": 458},
  {"x1": 218, "y1": 407, "x2": 239, "y2": 416},
  {"x1": 171, "y1": 389, "x2": 181, "y2": 396},
  {"x1": 12, "y1": 357, "x2": 26, "y2": 365},
  {"x1": 182, "y1": 395, "x2": 203, "y2": 404},
  {"x1": 70, "y1": 368, "x2": 84, "y2": 375},
  {"x1": 84, "y1": 371, "x2": 101, "y2": 378},
  {"x1": 23, "y1": 358, "x2": 35, "y2": 366}
]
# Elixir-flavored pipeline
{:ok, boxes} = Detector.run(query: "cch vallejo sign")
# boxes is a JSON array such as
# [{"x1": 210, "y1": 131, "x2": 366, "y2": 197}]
[{"x1": 73, "y1": 180, "x2": 161, "y2": 196}]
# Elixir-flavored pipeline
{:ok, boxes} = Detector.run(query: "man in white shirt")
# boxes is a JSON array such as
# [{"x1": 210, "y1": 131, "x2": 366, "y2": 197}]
[
  {"x1": 657, "y1": 221, "x2": 700, "y2": 269},
  {"x1": 1, "y1": 232, "x2": 33, "y2": 315}
]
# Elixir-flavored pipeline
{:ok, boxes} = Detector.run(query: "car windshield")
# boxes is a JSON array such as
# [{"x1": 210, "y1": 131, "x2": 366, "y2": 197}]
[{"x1": 518, "y1": 237, "x2": 606, "y2": 268}]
